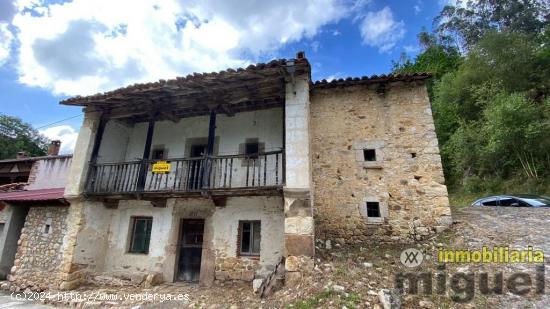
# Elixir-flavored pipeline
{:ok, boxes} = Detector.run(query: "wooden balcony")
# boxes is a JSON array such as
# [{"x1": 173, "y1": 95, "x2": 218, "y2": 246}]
[{"x1": 85, "y1": 150, "x2": 284, "y2": 196}]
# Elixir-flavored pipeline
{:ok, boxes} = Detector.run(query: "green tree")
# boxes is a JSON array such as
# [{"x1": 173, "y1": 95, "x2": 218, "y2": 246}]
[
  {"x1": 0, "y1": 114, "x2": 49, "y2": 160},
  {"x1": 436, "y1": 0, "x2": 550, "y2": 49}
]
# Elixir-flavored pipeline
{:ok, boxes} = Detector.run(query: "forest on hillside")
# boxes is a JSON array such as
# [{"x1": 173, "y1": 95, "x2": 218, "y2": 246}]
[{"x1": 393, "y1": 0, "x2": 550, "y2": 201}]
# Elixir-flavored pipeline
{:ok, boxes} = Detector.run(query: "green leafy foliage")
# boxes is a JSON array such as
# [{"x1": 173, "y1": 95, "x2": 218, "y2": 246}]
[
  {"x1": 0, "y1": 114, "x2": 49, "y2": 160},
  {"x1": 436, "y1": 0, "x2": 549, "y2": 49},
  {"x1": 393, "y1": 1, "x2": 550, "y2": 196}
]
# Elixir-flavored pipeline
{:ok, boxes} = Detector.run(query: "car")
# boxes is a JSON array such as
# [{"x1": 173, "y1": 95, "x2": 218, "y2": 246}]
[{"x1": 471, "y1": 195, "x2": 550, "y2": 207}]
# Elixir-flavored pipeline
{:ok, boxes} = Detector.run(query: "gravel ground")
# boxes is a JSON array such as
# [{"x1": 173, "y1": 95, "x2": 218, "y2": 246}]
[{"x1": 34, "y1": 206, "x2": 550, "y2": 308}]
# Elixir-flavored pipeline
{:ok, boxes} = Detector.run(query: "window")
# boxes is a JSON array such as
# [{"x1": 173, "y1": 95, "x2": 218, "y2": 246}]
[
  {"x1": 245, "y1": 141, "x2": 260, "y2": 159},
  {"x1": 239, "y1": 221, "x2": 261, "y2": 256},
  {"x1": 363, "y1": 149, "x2": 376, "y2": 161},
  {"x1": 366, "y1": 202, "x2": 381, "y2": 217},
  {"x1": 481, "y1": 198, "x2": 498, "y2": 206},
  {"x1": 499, "y1": 198, "x2": 528, "y2": 207},
  {"x1": 42, "y1": 218, "x2": 52, "y2": 235},
  {"x1": 151, "y1": 147, "x2": 165, "y2": 160},
  {"x1": 129, "y1": 217, "x2": 153, "y2": 254}
]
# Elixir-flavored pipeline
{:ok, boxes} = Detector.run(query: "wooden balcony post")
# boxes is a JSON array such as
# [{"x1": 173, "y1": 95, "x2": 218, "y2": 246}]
[
  {"x1": 85, "y1": 115, "x2": 107, "y2": 192},
  {"x1": 137, "y1": 120, "x2": 155, "y2": 191},
  {"x1": 202, "y1": 109, "x2": 217, "y2": 189}
]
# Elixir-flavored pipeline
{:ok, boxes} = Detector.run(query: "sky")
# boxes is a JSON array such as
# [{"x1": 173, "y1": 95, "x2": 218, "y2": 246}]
[{"x1": 0, "y1": 0, "x2": 452, "y2": 154}]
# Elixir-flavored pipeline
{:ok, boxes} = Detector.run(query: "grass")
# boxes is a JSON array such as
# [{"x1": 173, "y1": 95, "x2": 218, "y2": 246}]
[{"x1": 287, "y1": 289, "x2": 362, "y2": 309}]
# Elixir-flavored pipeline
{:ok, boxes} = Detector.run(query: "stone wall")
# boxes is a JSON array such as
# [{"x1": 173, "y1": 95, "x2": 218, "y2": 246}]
[
  {"x1": 7, "y1": 206, "x2": 69, "y2": 291},
  {"x1": 214, "y1": 256, "x2": 259, "y2": 281},
  {"x1": 310, "y1": 82, "x2": 451, "y2": 245}
]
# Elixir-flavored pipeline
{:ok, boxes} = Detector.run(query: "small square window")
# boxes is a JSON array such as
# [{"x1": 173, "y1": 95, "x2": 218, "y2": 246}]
[
  {"x1": 129, "y1": 217, "x2": 153, "y2": 254},
  {"x1": 366, "y1": 202, "x2": 381, "y2": 218},
  {"x1": 239, "y1": 221, "x2": 261, "y2": 256},
  {"x1": 363, "y1": 149, "x2": 376, "y2": 161},
  {"x1": 245, "y1": 142, "x2": 259, "y2": 158},
  {"x1": 151, "y1": 148, "x2": 165, "y2": 160}
]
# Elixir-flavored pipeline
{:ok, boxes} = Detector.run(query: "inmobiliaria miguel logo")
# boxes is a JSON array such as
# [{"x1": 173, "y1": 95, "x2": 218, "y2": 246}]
[{"x1": 394, "y1": 246, "x2": 545, "y2": 302}]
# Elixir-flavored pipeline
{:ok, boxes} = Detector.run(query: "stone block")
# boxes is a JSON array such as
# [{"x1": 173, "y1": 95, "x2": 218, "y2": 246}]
[
  {"x1": 285, "y1": 256, "x2": 299, "y2": 272},
  {"x1": 252, "y1": 278, "x2": 264, "y2": 293},
  {"x1": 227, "y1": 271, "x2": 241, "y2": 280},
  {"x1": 285, "y1": 271, "x2": 302, "y2": 286},
  {"x1": 130, "y1": 273, "x2": 146, "y2": 285},
  {"x1": 285, "y1": 235, "x2": 314, "y2": 257},
  {"x1": 284, "y1": 217, "x2": 314, "y2": 235},
  {"x1": 241, "y1": 270, "x2": 255, "y2": 281},
  {"x1": 145, "y1": 272, "x2": 163, "y2": 287}
]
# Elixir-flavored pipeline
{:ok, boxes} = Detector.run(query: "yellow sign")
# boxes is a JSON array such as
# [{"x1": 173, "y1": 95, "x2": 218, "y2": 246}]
[{"x1": 152, "y1": 161, "x2": 171, "y2": 174}]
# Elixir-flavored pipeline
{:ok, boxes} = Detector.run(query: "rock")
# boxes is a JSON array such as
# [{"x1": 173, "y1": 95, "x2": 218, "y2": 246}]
[
  {"x1": 332, "y1": 285, "x2": 345, "y2": 293},
  {"x1": 416, "y1": 227, "x2": 430, "y2": 236},
  {"x1": 130, "y1": 273, "x2": 146, "y2": 285},
  {"x1": 419, "y1": 300, "x2": 435, "y2": 308},
  {"x1": 326, "y1": 240, "x2": 332, "y2": 250},
  {"x1": 363, "y1": 262, "x2": 373, "y2": 268},
  {"x1": 144, "y1": 272, "x2": 163, "y2": 287},
  {"x1": 457, "y1": 266, "x2": 469, "y2": 272},
  {"x1": 285, "y1": 256, "x2": 300, "y2": 272},
  {"x1": 252, "y1": 278, "x2": 264, "y2": 293},
  {"x1": 378, "y1": 289, "x2": 400, "y2": 309}
]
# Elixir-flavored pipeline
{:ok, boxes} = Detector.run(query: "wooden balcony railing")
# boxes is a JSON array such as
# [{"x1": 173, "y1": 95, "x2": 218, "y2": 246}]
[{"x1": 86, "y1": 150, "x2": 284, "y2": 195}]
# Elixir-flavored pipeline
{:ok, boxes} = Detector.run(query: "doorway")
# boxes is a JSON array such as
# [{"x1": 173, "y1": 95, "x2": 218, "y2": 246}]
[
  {"x1": 177, "y1": 219, "x2": 204, "y2": 282},
  {"x1": 188, "y1": 144, "x2": 206, "y2": 190},
  {"x1": 0, "y1": 206, "x2": 29, "y2": 279}
]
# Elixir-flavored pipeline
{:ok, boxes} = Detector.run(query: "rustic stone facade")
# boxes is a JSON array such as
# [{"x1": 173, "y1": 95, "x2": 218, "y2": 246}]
[
  {"x1": 215, "y1": 256, "x2": 259, "y2": 281},
  {"x1": 7, "y1": 206, "x2": 68, "y2": 291},
  {"x1": 310, "y1": 82, "x2": 451, "y2": 245}
]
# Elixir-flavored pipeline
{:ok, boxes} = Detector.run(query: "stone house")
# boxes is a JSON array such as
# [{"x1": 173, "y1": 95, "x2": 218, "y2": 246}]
[
  {"x1": 0, "y1": 141, "x2": 72, "y2": 289},
  {"x1": 4, "y1": 52, "x2": 451, "y2": 292}
]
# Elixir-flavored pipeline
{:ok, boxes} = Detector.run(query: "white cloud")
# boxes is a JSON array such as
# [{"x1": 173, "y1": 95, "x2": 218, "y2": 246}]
[
  {"x1": 324, "y1": 72, "x2": 343, "y2": 81},
  {"x1": 0, "y1": 23, "x2": 13, "y2": 66},
  {"x1": 311, "y1": 41, "x2": 320, "y2": 52},
  {"x1": 414, "y1": 5, "x2": 422, "y2": 14},
  {"x1": 404, "y1": 44, "x2": 420, "y2": 54},
  {"x1": 40, "y1": 125, "x2": 78, "y2": 155},
  {"x1": 7, "y1": 0, "x2": 349, "y2": 96},
  {"x1": 438, "y1": 0, "x2": 476, "y2": 7},
  {"x1": 359, "y1": 6, "x2": 405, "y2": 52}
]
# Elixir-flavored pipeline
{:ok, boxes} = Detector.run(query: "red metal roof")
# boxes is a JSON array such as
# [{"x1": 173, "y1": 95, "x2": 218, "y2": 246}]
[{"x1": 0, "y1": 188, "x2": 65, "y2": 202}]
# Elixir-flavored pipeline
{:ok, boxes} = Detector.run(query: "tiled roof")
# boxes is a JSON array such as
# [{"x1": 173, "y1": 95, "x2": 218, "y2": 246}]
[
  {"x1": 312, "y1": 72, "x2": 432, "y2": 89},
  {"x1": 0, "y1": 187, "x2": 66, "y2": 202},
  {"x1": 0, "y1": 154, "x2": 72, "y2": 164},
  {"x1": 60, "y1": 59, "x2": 294, "y2": 106}
]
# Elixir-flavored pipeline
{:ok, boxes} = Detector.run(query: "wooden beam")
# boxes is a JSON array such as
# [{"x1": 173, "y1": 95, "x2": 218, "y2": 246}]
[
  {"x1": 84, "y1": 115, "x2": 108, "y2": 191},
  {"x1": 201, "y1": 109, "x2": 217, "y2": 189},
  {"x1": 137, "y1": 120, "x2": 155, "y2": 191}
]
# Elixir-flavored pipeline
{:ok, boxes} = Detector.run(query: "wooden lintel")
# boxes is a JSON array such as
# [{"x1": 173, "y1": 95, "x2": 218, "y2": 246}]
[
  {"x1": 104, "y1": 200, "x2": 119, "y2": 209},
  {"x1": 211, "y1": 196, "x2": 227, "y2": 207},
  {"x1": 147, "y1": 198, "x2": 167, "y2": 208},
  {"x1": 158, "y1": 110, "x2": 180, "y2": 123},
  {"x1": 219, "y1": 104, "x2": 235, "y2": 117}
]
